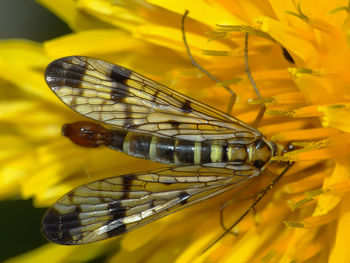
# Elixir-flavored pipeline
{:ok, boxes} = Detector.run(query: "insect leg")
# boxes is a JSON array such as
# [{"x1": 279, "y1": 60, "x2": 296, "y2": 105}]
[
  {"x1": 181, "y1": 10, "x2": 236, "y2": 115},
  {"x1": 220, "y1": 199, "x2": 236, "y2": 235},
  {"x1": 244, "y1": 33, "x2": 266, "y2": 128},
  {"x1": 218, "y1": 179, "x2": 259, "y2": 235},
  {"x1": 201, "y1": 162, "x2": 294, "y2": 254}
]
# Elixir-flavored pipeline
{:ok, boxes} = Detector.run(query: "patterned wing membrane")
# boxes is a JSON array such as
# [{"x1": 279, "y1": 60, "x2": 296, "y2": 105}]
[
  {"x1": 42, "y1": 165, "x2": 260, "y2": 245},
  {"x1": 45, "y1": 56, "x2": 261, "y2": 143}
]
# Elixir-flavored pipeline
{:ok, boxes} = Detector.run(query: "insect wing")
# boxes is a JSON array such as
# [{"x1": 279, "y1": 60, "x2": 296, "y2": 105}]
[
  {"x1": 45, "y1": 56, "x2": 261, "y2": 143},
  {"x1": 42, "y1": 165, "x2": 259, "y2": 245}
]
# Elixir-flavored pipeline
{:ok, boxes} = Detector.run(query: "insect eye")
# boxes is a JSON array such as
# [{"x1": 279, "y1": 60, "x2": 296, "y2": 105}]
[
  {"x1": 283, "y1": 142, "x2": 296, "y2": 154},
  {"x1": 254, "y1": 139, "x2": 265, "y2": 149}
]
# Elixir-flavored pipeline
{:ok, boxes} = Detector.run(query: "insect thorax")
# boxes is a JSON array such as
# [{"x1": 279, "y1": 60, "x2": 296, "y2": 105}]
[{"x1": 243, "y1": 138, "x2": 274, "y2": 169}]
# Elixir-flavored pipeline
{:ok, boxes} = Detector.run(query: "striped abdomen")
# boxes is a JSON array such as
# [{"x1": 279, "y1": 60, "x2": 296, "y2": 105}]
[{"x1": 63, "y1": 121, "x2": 274, "y2": 169}]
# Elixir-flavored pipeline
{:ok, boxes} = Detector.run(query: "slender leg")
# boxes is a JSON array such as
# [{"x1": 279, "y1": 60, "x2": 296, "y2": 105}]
[
  {"x1": 219, "y1": 181, "x2": 260, "y2": 235},
  {"x1": 181, "y1": 10, "x2": 236, "y2": 115},
  {"x1": 244, "y1": 33, "x2": 266, "y2": 128},
  {"x1": 219, "y1": 199, "x2": 236, "y2": 235},
  {"x1": 201, "y1": 162, "x2": 294, "y2": 254}
]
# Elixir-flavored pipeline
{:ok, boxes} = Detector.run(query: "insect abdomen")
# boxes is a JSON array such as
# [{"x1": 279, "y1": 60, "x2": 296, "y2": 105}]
[
  {"x1": 63, "y1": 122, "x2": 273, "y2": 168},
  {"x1": 63, "y1": 121, "x2": 232, "y2": 165},
  {"x1": 109, "y1": 129, "x2": 225, "y2": 165},
  {"x1": 118, "y1": 133, "x2": 273, "y2": 168}
]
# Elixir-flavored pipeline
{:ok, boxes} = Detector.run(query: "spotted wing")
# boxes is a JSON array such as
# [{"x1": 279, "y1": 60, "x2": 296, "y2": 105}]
[
  {"x1": 42, "y1": 165, "x2": 260, "y2": 245},
  {"x1": 45, "y1": 56, "x2": 260, "y2": 143}
]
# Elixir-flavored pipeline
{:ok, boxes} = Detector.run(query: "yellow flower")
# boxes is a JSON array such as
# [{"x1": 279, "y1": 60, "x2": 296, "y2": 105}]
[{"x1": 3, "y1": 0, "x2": 350, "y2": 262}]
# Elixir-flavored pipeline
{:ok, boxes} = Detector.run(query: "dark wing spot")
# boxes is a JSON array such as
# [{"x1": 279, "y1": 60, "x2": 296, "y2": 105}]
[
  {"x1": 105, "y1": 189, "x2": 131, "y2": 238},
  {"x1": 110, "y1": 66, "x2": 134, "y2": 102},
  {"x1": 108, "y1": 201, "x2": 127, "y2": 220},
  {"x1": 42, "y1": 206, "x2": 82, "y2": 245},
  {"x1": 123, "y1": 104, "x2": 134, "y2": 128},
  {"x1": 106, "y1": 222, "x2": 128, "y2": 238},
  {"x1": 45, "y1": 57, "x2": 86, "y2": 88},
  {"x1": 169, "y1": 120, "x2": 180, "y2": 128},
  {"x1": 111, "y1": 88, "x2": 131, "y2": 102},
  {"x1": 152, "y1": 91, "x2": 159, "y2": 103},
  {"x1": 181, "y1": 99, "x2": 193, "y2": 113},
  {"x1": 110, "y1": 65, "x2": 131, "y2": 84},
  {"x1": 121, "y1": 174, "x2": 136, "y2": 199},
  {"x1": 67, "y1": 192, "x2": 74, "y2": 202}
]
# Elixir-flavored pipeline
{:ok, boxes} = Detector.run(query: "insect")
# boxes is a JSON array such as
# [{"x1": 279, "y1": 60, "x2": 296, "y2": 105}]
[
  {"x1": 42, "y1": 11, "x2": 293, "y2": 248},
  {"x1": 42, "y1": 55, "x2": 291, "y2": 246}
]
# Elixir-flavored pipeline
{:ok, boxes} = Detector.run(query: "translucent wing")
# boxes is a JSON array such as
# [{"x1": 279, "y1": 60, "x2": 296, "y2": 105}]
[
  {"x1": 42, "y1": 164, "x2": 260, "y2": 245},
  {"x1": 45, "y1": 56, "x2": 261, "y2": 143}
]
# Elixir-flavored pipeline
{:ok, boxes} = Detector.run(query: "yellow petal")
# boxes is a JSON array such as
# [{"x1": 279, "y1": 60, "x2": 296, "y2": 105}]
[
  {"x1": 37, "y1": 0, "x2": 110, "y2": 31},
  {"x1": 4, "y1": 242, "x2": 110, "y2": 263},
  {"x1": 44, "y1": 29, "x2": 143, "y2": 58},
  {"x1": 255, "y1": 16, "x2": 317, "y2": 63},
  {"x1": 313, "y1": 158, "x2": 350, "y2": 216},
  {"x1": 134, "y1": 24, "x2": 231, "y2": 58},
  {"x1": 329, "y1": 193, "x2": 350, "y2": 263},
  {"x1": 318, "y1": 104, "x2": 350, "y2": 132},
  {"x1": 149, "y1": 0, "x2": 243, "y2": 25}
]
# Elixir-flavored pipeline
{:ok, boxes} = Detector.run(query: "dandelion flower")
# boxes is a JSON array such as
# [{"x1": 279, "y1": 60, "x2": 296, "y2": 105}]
[{"x1": 3, "y1": 0, "x2": 350, "y2": 262}]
